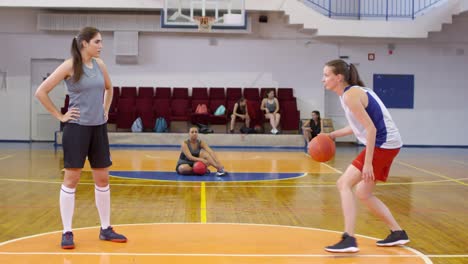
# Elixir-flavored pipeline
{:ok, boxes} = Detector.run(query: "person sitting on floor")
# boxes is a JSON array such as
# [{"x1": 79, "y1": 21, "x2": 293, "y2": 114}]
[{"x1": 176, "y1": 126, "x2": 227, "y2": 176}]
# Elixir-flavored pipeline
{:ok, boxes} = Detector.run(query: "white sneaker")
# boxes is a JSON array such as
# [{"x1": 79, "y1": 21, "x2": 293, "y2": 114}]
[
  {"x1": 271, "y1": 129, "x2": 276, "y2": 134},
  {"x1": 272, "y1": 128, "x2": 278, "y2": 134},
  {"x1": 216, "y1": 169, "x2": 227, "y2": 177}
]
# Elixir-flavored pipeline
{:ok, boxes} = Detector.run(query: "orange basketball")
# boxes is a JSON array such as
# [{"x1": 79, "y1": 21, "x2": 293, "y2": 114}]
[{"x1": 308, "y1": 134, "x2": 336, "y2": 162}]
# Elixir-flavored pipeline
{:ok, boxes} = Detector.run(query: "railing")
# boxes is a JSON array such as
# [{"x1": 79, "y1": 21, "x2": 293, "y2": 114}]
[{"x1": 303, "y1": 0, "x2": 444, "y2": 20}]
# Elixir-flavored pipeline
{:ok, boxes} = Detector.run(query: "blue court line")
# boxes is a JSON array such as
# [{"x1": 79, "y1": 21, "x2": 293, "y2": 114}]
[
  {"x1": 53, "y1": 143, "x2": 304, "y2": 151},
  {"x1": 109, "y1": 144, "x2": 303, "y2": 150},
  {"x1": 110, "y1": 171, "x2": 304, "y2": 182}
]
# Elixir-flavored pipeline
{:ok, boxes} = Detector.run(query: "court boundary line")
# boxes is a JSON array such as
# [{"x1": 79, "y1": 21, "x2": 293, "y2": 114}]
[
  {"x1": 0, "y1": 223, "x2": 432, "y2": 263},
  {"x1": 0, "y1": 252, "x2": 463, "y2": 258},
  {"x1": 1, "y1": 177, "x2": 467, "y2": 188},
  {"x1": 303, "y1": 153, "x2": 343, "y2": 174},
  {"x1": 0, "y1": 155, "x2": 13, "y2": 161},
  {"x1": 320, "y1": 163, "x2": 343, "y2": 174},
  {"x1": 396, "y1": 161, "x2": 468, "y2": 186},
  {"x1": 452, "y1": 160, "x2": 468, "y2": 166}
]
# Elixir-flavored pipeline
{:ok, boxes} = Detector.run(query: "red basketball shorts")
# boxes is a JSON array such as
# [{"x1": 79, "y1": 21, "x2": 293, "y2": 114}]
[{"x1": 352, "y1": 147, "x2": 400, "y2": 182}]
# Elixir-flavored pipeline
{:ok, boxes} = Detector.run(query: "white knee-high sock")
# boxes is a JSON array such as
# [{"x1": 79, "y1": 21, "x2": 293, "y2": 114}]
[
  {"x1": 95, "y1": 185, "x2": 110, "y2": 229},
  {"x1": 60, "y1": 185, "x2": 76, "y2": 233}
]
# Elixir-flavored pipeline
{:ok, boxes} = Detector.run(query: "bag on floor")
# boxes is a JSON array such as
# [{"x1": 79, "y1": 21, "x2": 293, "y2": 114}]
[
  {"x1": 240, "y1": 126, "x2": 256, "y2": 134},
  {"x1": 197, "y1": 123, "x2": 214, "y2": 134}
]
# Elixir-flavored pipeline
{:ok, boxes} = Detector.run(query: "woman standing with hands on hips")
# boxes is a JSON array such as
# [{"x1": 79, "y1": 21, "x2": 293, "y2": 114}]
[{"x1": 35, "y1": 27, "x2": 127, "y2": 249}]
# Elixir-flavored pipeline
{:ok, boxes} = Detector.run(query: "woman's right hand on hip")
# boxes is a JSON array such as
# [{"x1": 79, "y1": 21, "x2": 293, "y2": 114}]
[{"x1": 60, "y1": 107, "x2": 80, "y2": 122}]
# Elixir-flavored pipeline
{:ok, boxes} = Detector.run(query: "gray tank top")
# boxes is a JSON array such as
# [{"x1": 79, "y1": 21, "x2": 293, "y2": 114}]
[
  {"x1": 65, "y1": 58, "x2": 106, "y2": 126},
  {"x1": 266, "y1": 99, "x2": 277, "y2": 113},
  {"x1": 179, "y1": 139, "x2": 201, "y2": 161}
]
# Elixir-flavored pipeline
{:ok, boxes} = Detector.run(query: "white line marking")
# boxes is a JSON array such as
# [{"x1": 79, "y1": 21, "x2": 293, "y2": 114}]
[
  {"x1": 0, "y1": 155, "x2": 14, "y2": 161},
  {"x1": 320, "y1": 162, "x2": 343, "y2": 174},
  {"x1": 303, "y1": 153, "x2": 343, "y2": 174},
  {"x1": 452, "y1": 160, "x2": 468, "y2": 166},
  {"x1": 0, "y1": 252, "x2": 462, "y2": 258},
  {"x1": 0, "y1": 223, "x2": 432, "y2": 263},
  {"x1": 0, "y1": 177, "x2": 467, "y2": 188}
]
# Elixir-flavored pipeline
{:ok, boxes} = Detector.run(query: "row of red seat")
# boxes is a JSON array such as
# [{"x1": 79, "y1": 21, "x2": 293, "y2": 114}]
[
  {"x1": 114, "y1": 86, "x2": 295, "y2": 101},
  {"x1": 61, "y1": 87, "x2": 300, "y2": 131}
]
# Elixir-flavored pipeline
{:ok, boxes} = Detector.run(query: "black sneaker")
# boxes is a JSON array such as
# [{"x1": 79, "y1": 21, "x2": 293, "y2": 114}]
[
  {"x1": 376, "y1": 230, "x2": 409, "y2": 246},
  {"x1": 61, "y1": 231, "x2": 75, "y2": 249},
  {"x1": 325, "y1": 233, "x2": 359, "y2": 253},
  {"x1": 99, "y1": 226, "x2": 127, "y2": 243}
]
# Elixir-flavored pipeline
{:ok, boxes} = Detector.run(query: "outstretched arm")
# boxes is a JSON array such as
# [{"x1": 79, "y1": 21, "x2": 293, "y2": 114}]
[{"x1": 200, "y1": 141, "x2": 222, "y2": 164}]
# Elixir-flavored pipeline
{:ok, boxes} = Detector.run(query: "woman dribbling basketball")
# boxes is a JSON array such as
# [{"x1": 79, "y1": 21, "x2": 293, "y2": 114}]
[{"x1": 322, "y1": 59, "x2": 409, "y2": 253}]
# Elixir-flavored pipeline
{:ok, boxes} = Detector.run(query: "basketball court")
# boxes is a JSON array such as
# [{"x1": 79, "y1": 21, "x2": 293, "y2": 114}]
[
  {"x1": 0, "y1": 144, "x2": 467, "y2": 264},
  {"x1": 0, "y1": 0, "x2": 467, "y2": 263}
]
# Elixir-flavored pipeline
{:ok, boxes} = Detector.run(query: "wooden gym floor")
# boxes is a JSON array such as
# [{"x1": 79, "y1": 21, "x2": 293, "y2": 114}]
[{"x1": 0, "y1": 143, "x2": 467, "y2": 263}]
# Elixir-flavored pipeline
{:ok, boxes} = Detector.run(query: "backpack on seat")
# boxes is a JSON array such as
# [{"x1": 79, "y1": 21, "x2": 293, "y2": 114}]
[
  {"x1": 153, "y1": 117, "x2": 168, "y2": 132},
  {"x1": 131, "y1": 117, "x2": 143, "y2": 132},
  {"x1": 195, "y1": 104, "x2": 208, "y2": 114},
  {"x1": 213, "y1": 105, "x2": 226, "y2": 116}
]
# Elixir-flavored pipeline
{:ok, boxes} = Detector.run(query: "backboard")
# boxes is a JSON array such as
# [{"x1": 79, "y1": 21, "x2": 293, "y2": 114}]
[{"x1": 162, "y1": 0, "x2": 246, "y2": 31}]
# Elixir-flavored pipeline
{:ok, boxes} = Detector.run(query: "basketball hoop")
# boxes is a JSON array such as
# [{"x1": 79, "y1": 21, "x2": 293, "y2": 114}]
[{"x1": 194, "y1": 16, "x2": 215, "y2": 32}]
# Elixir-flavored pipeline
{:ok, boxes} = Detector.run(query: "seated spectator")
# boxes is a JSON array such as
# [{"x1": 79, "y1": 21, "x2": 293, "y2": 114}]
[
  {"x1": 229, "y1": 97, "x2": 250, "y2": 133},
  {"x1": 261, "y1": 89, "x2": 280, "y2": 134},
  {"x1": 302, "y1": 110, "x2": 322, "y2": 142}
]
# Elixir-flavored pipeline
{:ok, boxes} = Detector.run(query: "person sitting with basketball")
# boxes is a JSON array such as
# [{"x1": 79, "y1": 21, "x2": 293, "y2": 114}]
[
  {"x1": 229, "y1": 97, "x2": 250, "y2": 133},
  {"x1": 176, "y1": 126, "x2": 227, "y2": 176},
  {"x1": 302, "y1": 110, "x2": 322, "y2": 143},
  {"x1": 260, "y1": 89, "x2": 281, "y2": 134},
  {"x1": 322, "y1": 59, "x2": 409, "y2": 253}
]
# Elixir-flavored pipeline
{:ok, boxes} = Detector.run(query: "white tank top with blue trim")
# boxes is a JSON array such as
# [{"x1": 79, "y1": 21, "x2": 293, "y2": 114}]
[{"x1": 339, "y1": 86, "x2": 402, "y2": 149}]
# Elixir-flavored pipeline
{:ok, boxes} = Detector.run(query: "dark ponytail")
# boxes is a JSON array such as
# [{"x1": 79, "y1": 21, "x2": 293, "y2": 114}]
[
  {"x1": 71, "y1": 37, "x2": 83, "y2": 83},
  {"x1": 325, "y1": 59, "x2": 365, "y2": 87},
  {"x1": 349, "y1": 63, "x2": 365, "y2": 87},
  {"x1": 70, "y1": 27, "x2": 100, "y2": 83}
]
